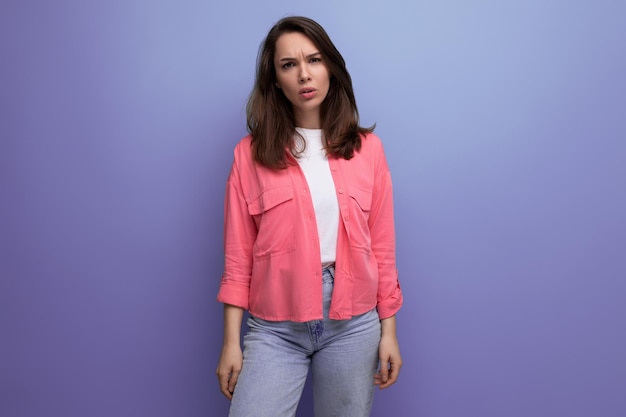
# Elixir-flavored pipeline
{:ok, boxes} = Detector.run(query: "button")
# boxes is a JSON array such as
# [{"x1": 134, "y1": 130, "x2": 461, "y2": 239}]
[{"x1": 338, "y1": 188, "x2": 344, "y2": 194}]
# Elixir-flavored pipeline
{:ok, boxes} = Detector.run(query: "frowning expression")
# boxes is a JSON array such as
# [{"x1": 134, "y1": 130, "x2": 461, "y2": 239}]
[{"x1": 274, "y1": 32, "x2": 330, "y2": 128}]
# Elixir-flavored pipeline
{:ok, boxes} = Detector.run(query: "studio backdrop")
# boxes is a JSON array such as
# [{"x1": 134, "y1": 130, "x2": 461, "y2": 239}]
[{"x1": 1, "y1": 1, "x2": 625, "y2": 416}]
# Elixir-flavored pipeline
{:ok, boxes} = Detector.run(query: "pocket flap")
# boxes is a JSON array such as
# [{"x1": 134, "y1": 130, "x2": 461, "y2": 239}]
[
  {"x1": 247, "y1": 187, "x2": 294, "y2": 215},
  {"x1": 349, "y1": 186, "x2": 372, "y2": 211}
]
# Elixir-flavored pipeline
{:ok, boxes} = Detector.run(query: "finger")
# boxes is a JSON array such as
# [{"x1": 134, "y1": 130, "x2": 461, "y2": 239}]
[
  {"x1": 376, "y1": 373, "x2": 392, "y2": 389},
  {"x1": 376, "y1": 376, "x2": 393, "y2": 389},
  {"x1": 217, "y1": 369, "x2": 233, "y2": 400},
  {"x1": 228, "y1": 369, "x2": 241, "y2": 394},
  {"x1": 386, "y1": 363, "x2": 399, "y2": 385},
  {"x1": 379, "y1": 357, "x2": 389, "y2": 384},
  {"x1": 373, "y1": 373, "x2": 381, "y2": 384},
  {"x1": 378, "y1": 361, "x2": 402, "y2": 389}
]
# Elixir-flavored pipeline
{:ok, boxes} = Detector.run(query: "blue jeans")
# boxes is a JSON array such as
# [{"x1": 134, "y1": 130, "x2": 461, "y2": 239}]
[{"x1": 229, "y1": 266, "x2": 381, "y2": 417}]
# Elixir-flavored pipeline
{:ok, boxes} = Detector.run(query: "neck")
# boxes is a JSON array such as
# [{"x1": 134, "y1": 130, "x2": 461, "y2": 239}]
[{"x1": 295, "y1": 110, "x2": 321, "y2": 129}]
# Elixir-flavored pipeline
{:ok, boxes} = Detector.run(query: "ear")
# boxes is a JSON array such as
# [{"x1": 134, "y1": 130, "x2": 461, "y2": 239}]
[{"x1": 275, "y1": 82, "x2": 281, "y2": 89}]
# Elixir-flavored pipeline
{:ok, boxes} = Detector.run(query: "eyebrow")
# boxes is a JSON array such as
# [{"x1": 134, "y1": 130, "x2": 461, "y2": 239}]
[{"x1": 278, "y1": 52, "x2": 321, "y2": 62}]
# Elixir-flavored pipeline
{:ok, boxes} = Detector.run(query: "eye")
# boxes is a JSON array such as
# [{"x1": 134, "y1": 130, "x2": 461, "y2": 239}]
[
  {"x1": 310, "y1": 57, "x2": 322, "y2": 63},
  {"x1": 282, "y1": 62, "x2": 295, "y2": 69}
]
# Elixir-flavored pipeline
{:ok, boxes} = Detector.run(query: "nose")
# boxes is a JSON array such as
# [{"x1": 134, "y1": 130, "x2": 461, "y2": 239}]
[{"x1": 298, "y1": 66, "x2": 311, "y2": 83}]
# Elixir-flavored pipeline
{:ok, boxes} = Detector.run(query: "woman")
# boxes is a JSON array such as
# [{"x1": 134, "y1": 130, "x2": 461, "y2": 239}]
[{"x1": 216, "y1": 16, "x2": 403, "y2": 417}]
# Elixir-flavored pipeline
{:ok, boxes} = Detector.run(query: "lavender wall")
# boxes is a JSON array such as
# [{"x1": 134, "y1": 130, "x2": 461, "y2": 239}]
[{"x1": 1, "y1": 1, "x2": 624, "y2": 416}]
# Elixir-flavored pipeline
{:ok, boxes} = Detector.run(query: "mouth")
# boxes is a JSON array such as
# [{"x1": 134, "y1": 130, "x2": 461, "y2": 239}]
[{"x1": 299, "y1": 87, "x2": 316, "y2": 94}]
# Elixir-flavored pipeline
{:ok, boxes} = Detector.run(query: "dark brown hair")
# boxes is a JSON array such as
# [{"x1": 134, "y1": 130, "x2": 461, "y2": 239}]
[{"x1": 246, "y1": 16, "x2": 374, "y2": 169}]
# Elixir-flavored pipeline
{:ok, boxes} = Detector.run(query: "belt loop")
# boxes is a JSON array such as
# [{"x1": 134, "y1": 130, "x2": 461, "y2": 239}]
[{"x1": 322, "y1": 263, "x2": 335, "y2": 281}]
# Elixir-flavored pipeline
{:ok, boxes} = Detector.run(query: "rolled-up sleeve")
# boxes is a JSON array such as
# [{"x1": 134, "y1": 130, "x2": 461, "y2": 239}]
[
  {"x1": 216, "y1": 154, "x2": 257, "y2": 309},
  {"x1": 368, "y1": 141, "x2": 403, "y2": 319}
]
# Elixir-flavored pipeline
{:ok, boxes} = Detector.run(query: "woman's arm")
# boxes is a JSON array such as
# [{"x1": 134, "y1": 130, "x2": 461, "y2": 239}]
[
  {"x1": 216, "y1": 304, "x2": 245, "y2": 400},
  {"x1": 374, "y1": 315, "x2": 402, "y2": 389},
  {"x1": 365, "y1": 137, "x2": 403, "y2": 388},
  {"x1": 216, "y1": 146, "x2": 257, "y2": 399}
]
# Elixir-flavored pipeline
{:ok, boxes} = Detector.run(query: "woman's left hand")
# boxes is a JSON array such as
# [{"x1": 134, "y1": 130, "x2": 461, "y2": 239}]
[{"x1": 374, "y1": 316, "x2": 402, "y2": 389}]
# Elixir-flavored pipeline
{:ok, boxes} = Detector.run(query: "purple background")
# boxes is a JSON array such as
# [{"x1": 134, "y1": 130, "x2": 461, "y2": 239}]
[{"x1": 1, "y1": 1, "x2": 625, "y2": 416}]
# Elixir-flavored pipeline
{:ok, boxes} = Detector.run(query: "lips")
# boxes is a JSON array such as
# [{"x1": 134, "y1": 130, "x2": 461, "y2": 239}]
[{"x1": 299, "y1": 87, "x2": 317, "y2": 99}]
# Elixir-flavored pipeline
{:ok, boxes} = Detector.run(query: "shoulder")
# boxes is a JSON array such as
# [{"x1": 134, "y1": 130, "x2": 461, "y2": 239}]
[
  {"x1": 233, "y1": 135, "x2": 254, "y2": 162},
  {"x1": 234, "y1": 134, "x2": 253, "y2": 152},
  {"x1": 360, "y1": 132, "x2": 383, "y2": 151},
  {"x1": 357, "y1": 132, "x2": 385, "y2": 158},
  {"x1": 354, "y1": 132, "x2": 391, "y2": 173}
]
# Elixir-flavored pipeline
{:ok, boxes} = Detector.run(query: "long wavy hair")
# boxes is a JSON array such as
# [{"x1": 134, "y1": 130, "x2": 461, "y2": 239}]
[{"x1": 246, "y1": 16, "x2": 374, "y2": 169}]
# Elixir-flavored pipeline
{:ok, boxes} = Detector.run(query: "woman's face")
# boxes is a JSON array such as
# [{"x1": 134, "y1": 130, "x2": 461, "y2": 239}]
[{"x1": 273, "y1": 32, "x2": 330, "y2": 129}]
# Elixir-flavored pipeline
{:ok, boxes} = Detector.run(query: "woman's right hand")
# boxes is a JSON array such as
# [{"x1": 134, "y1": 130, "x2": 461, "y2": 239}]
[{"x1": 216, "y1": 342, "x2": 243, "y2": 400}]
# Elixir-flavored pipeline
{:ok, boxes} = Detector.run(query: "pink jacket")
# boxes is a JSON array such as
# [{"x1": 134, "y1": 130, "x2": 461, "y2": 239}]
[{"x1": 217, "y1": 133, "x2": 402, "y2": 322}]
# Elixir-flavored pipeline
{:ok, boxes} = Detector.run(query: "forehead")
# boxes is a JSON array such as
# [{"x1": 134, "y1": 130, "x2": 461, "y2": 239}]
[{"x1": 274, "y1": 32, "x2": 319, "y2": 59}]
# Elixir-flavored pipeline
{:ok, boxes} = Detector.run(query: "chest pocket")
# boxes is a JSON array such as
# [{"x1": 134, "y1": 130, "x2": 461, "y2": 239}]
[
  {"x1": 347, "y1": 185, "x2": 373, "y2": 250},
  {"x1": 247, "y1": 186, "x2": 296, "y2": 258}
]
